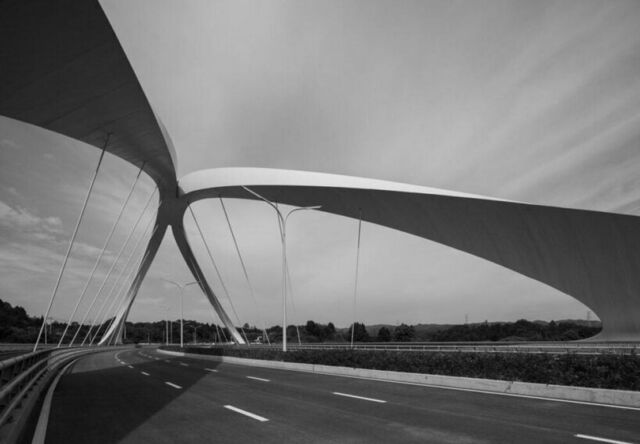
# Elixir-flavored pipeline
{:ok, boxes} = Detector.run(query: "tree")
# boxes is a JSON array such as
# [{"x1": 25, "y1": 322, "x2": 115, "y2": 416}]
[
  {"x1": 393, "y1": 323, "x2": 415, "y2": 342},
  {"x1": 324, "y1": 322, "x2": 336, "y2": 340},
  {"x1": 377, "y1": 326, "x2": 391, "y2": 342},
  {"x1": 347, "y1": 322, "x2": 370, "y2": 342}
]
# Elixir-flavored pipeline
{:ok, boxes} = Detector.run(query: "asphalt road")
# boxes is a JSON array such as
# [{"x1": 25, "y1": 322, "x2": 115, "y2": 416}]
[{"x1": 44, "y1": 348, "x2": 640, "y2": 444}]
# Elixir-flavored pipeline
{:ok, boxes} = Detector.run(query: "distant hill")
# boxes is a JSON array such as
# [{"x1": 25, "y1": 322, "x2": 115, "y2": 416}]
[{"x1": 337, "y1": 319, "x2": 602, "y2": 342}]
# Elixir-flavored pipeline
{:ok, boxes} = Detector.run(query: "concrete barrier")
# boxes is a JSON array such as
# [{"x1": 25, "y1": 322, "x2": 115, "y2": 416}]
[{"x1": 158, "y1": 349, "x2": 640, "y2": 408}]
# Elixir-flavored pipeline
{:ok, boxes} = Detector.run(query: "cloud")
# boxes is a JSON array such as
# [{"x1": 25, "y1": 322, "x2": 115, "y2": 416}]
[
  {"x1": 0, "y1": 139, "x2": 20, "y2": 150},
  {"x1": 0, "y1": 200, "x2": 63, "y2": 235}
]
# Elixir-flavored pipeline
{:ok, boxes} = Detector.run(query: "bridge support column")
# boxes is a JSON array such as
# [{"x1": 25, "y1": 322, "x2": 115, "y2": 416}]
[
  {"x1": 171, "y1": 220, "x2": 245, "y2": 345},
  {"x1": 99, "y1": 219, "x2": 169, "y2": 345}
]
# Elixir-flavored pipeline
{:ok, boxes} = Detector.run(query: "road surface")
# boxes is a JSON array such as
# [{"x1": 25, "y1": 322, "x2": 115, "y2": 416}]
[{"x1": 44, "y1": 347, "x2": 640, "y2": 443}]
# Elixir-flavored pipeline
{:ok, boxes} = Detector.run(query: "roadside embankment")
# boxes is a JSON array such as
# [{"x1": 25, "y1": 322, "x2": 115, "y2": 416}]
[{"x1": 159, "y1": 346, "x2": 640, "y2": 408}]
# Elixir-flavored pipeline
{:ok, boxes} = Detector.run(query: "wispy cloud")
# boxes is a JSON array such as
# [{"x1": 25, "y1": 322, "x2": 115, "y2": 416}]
[{"x1": 0, "y1": 200, "x2": 63, "y2": 236}]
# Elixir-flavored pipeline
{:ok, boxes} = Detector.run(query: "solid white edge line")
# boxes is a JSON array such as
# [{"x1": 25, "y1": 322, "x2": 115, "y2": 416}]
[
  {"x1": 165, "y1": 381, "x2": 182, "y2": 389},
  {"x1": 246, "y1": 376, "x2": 270, "y2": 382},
  {"x1": 333, "y1": 392, "x2": 386, "y2": 403},
  {"x1": 575, "y1": 434, "x2": 635, "y2": 444},
  {"x1": 224, "y1": 405, "x2": 269, "y2": 422},
  {"x1": 205, "y1": 368, "x2": 218, "y2": 372},
  {"x1": 141, "y1": 371, "x2": 150, "y2": 376},
  {"x1": 31, "y1": 359, "x2": 78, "y2": 444}
]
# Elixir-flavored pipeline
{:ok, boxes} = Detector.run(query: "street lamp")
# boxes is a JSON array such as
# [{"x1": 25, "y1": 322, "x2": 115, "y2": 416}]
[
  {"x1": 242, "y1": 186, "x2": 321, "y2": 352},
  {"x1": 163, "y1": 279, "x2": 198, "y2": 348},
  {"x1": 161, "y1": 305, "x2": 171, "y2": 345},
  {"x1": 192, "y1": 325, "x2": 200, "y2": 344}
]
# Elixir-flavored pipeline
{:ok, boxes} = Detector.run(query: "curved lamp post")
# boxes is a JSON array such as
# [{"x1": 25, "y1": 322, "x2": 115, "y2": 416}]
[
  {"x1": 163, "y1": 279, "x2": 198, "y2": 348},
  {"x1": 242, "y1": 186, "x2": 321, "y2": 352}
]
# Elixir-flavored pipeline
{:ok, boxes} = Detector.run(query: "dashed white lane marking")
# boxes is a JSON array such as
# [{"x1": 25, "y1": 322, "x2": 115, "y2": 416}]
[
  {"x1": 333, "y1": 392, "x2": 386, "y2": 403},
  {"x1": 323, "y1": 372, "x2": 640, "y2": 412},
  {"x1": 205, "y1": 368, "x2": 218, "y2": 372},
  {"x1": 179, "y1": 362, "x2": 189, "y2": 367},
  {"x1": 246, "y1": 376, "x2": 270, "y2": 382},
  {"x1": 165, "y1": 360, "x2": 171, "y2": 363},
  {"x1": 127, "y1": 365, "x2": 134, "y2": 369},
  {"x1": 165, "y1": 382, "x2": 182, "y2": 389},
  {"x1": 154, "y1": 357, "x2": 159, "y2": 360},
  {"x1": 224, "y1": 405, "x2": 269, "y2": 422},
  {"x1": 141, "y1": 371, "x2": 150, "y2": 376},
  {"x1": 575, "y1": 434, "x2": 635, "y2": 444}
]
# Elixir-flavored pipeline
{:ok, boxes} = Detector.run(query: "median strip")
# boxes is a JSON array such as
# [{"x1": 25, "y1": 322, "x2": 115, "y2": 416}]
[
  {"x1": 224, "y1": 405, "x2": 269, "y2": 422},
  {"x1": 246, "y1": 376, "x2": 270, "y2": 382},
  {"x1": 333, "y1": 392, "x2": 386, "y2": 403},
  {"x1": 165, "y1": 382, "x2": 182, "y2": 389},
  {"x1": 575, "y1": 434, "x2": 635, "y2": 444}
]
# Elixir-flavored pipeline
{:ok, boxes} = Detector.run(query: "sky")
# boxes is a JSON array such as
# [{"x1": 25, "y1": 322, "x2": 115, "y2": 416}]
[{"x1": 2, "y1": 0, "x2": 640, "y2": 329}]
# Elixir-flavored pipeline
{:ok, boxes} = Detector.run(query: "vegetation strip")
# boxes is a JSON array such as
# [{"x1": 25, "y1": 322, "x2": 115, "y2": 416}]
[{"x1": 165, "y1": 346, "x2": 640, "y2": 392}]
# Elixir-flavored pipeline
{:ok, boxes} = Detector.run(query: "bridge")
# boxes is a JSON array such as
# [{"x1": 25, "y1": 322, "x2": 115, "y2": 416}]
[{"x1": 1, "y1": 0, "x2": 640, "y2": 443}]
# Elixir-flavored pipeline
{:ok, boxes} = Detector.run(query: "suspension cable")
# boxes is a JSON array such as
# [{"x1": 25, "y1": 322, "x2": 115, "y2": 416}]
[
  {"x1": 57, "y1": 164, "x2": 144, "y2": 347},
  {"x1": 93, "y1": 218, "x2": 159, "y2": 345},
  {"x1": 100, "y1": 215, "x2": 159, "y2": 346},
  {"x1": 34, "y1": 137, "x2": 109, "y2": 351},
  {"x1": 104, "y1": 218, "x2": 161, "y2": 347},
  {"x1": 104, "y1": 249, "x2": 152, "y2": 347},
  {"x1": 68, "y1": 190, "x2": 158, "y2": 346},
  {"x1": 350, "y1": 210, "x2": 363, "y2": 349},
  {"x1": 186, "y1": 256, "x2": 231, "y2": 345},
  {"x1": 219, "y1": 197, "x2": 271, "y2": 345},
  {"x1": 187, "y1": 204, "x2": 250, "y2": 344},
  {"x1": 87, "y1": 206, "x2": 158, "y2": 346},
  {"x1": 101, "y1": 247, "x2": 152, "y2": 346}
]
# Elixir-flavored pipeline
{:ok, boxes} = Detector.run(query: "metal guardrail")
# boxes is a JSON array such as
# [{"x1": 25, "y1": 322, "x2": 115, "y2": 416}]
[
  {"x1": 200, "y1": 341, "x2": 639, "y2": 355},
  {"x1": 0, "y1": 347, "x2": 106, "y2": 443}
]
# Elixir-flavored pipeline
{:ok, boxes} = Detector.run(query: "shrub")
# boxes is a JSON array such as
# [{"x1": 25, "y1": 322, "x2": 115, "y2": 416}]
[{"x1": 162, "y1": 345, "x2": 640, "y2": 391}]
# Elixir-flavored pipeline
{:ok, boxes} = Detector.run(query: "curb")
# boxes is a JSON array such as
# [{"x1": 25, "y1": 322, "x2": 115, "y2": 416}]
[{"x1": 158, "y1": 348, "x2": 640, "y2": 409}]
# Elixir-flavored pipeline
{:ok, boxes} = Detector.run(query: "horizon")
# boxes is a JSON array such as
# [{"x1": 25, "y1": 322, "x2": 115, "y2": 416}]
[{"x1": 3, "y1": 0, "x2": 639, "y2": 328}]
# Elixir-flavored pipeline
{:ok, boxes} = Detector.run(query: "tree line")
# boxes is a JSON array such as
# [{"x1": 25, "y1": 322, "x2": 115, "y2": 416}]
[{"x1": 0, "y1": 298, "x2": 601, "y2": 344}]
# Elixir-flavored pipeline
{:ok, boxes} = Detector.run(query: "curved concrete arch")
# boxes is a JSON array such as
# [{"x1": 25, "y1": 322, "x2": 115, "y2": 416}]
[
  {"x1": 0, "y1": 0, "x2": 177, "y2": 193},
  {"x1": 180, "y1": 167, "x2": 640, "y2": 341},
  {"x1": 0, "y1": 0, "x2": 242, "y2": 345},
  {"x1": 99, "y1": 197, "x2": 245, "y2": 345},
  {"x1": 3, "y1": 1, "x2": 639, "y2": 343}
]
